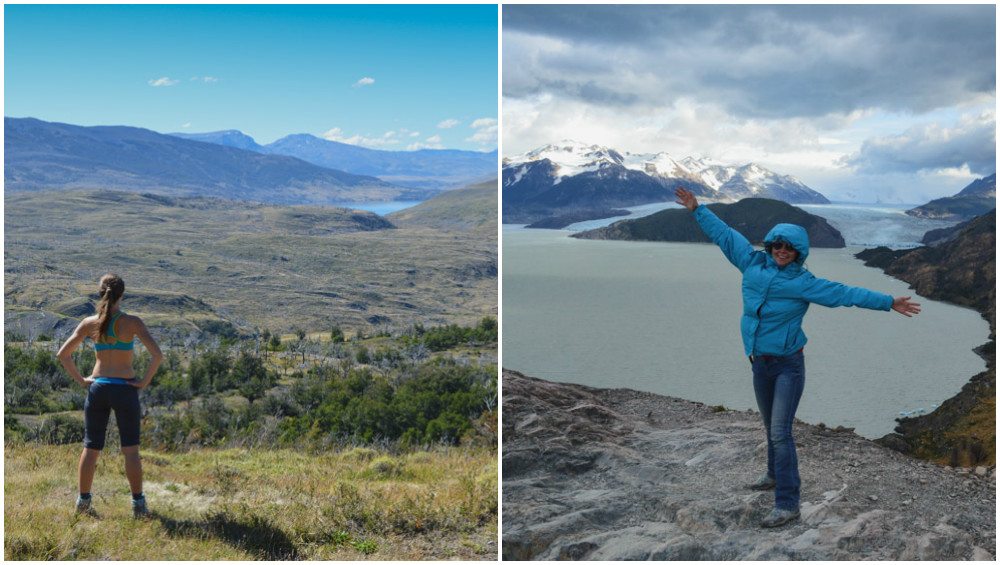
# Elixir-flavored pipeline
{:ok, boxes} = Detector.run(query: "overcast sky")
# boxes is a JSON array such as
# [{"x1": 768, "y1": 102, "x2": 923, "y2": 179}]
[{"x1": 503, "y1": 5, "x2": 995, "y2": 203}]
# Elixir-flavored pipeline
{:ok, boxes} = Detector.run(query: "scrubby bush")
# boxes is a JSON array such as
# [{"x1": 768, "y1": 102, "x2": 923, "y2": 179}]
[
  {"x1": 402, "y1": 317, "x2": 497, "y2": 352},
  {"x1": 277, "y1": 356, "x2": 496, "y2": 448},
  {"x1": 36, "y1": 414, "x2": 84, "y2": 445},
  {"x1": 8, "y1": 320, "x2": 497, "y2": 452},
  {"x1": 5, "y1": 414, "x2": 29, "y2": 443},
  {"x1": 330, "y1": 326, "x2": 345, "y2": 343},
  {"x1": 5, "y1": 345, "x2": 75, "y2": 414}
]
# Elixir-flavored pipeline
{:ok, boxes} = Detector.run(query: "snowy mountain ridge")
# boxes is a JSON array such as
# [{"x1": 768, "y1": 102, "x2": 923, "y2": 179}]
[{"x1": 504, "y1": 140, "x2": 826, "y2": 203}]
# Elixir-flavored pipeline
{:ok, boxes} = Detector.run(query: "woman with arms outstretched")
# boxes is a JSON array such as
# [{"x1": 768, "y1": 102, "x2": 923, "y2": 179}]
[
  {"x1": 57, "y1": 274, "x2": 162, "y2": 518},
  {"x1": 674, "y1": 188, "x2": 921, "y2": 528}
]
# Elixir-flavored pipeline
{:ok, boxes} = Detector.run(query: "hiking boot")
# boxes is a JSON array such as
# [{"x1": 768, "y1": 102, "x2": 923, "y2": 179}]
[
  {"x1": 75, "y1": 496, "x2": 92, "y2": 514},
  {"x1": 761, "y1": 507, "x2": 800, "y2": 528},
  {"x1": 132, "y1": 496, "x2": 150, "y2": 519},
  {"x1": 746, "y1": 473, "x2": 776, "y2": 491}
]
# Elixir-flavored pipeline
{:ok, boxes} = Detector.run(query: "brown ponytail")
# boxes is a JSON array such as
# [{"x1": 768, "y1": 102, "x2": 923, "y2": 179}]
[{"x1": 93, "y1": 273, "x2": 125, "y2": 341}]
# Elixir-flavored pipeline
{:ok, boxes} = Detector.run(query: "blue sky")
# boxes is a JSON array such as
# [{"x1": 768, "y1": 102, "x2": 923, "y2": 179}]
[
  {"x1": 5, "y1": 4, "x2": 498, "y2": 151},
  {"x1": 504, "y1": 5, "x2": 995, "y2": 203}
]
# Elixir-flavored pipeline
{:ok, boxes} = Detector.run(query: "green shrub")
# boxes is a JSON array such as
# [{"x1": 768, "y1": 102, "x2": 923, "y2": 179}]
[
  {"x1": 36, "y1": 414, "x2": 83, "y2": 445},
  {"x1": 330, "y1": 326, "x2": 345, "y2": 343}
]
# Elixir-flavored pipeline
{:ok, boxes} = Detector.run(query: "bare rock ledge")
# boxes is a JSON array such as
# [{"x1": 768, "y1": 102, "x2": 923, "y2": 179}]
[{"x1": 502, "y1": 370, "x2": 996, "y2": 560}]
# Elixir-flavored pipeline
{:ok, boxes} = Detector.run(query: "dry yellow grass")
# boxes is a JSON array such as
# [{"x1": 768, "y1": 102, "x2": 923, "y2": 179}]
[{"x1": 5, "y1": 443, "x2": 497, "y2": 560}]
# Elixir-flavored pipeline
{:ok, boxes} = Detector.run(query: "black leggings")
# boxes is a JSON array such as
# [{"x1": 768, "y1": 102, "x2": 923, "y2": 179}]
[{"x1": 84, "y1": 382, "x2": 141, "y2": 450}]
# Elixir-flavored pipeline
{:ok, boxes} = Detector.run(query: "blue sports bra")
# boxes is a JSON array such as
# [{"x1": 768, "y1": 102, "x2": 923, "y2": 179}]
[{"x1": 93, "y1": 312, "x2": 134, "y2": 351}]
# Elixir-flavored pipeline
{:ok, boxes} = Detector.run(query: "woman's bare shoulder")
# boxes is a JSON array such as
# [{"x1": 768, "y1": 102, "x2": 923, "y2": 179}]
[
  {"x1": 72, "y1": 316, "x2": 99, "y2": 337},
  {"x1": 120, "y1": 313, "x2": 147, "y2": 329}
]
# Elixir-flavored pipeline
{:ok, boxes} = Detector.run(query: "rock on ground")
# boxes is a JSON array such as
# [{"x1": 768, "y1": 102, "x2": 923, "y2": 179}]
[{"x1": 502, "y1": 370, "x2": 996, "y2": 560}]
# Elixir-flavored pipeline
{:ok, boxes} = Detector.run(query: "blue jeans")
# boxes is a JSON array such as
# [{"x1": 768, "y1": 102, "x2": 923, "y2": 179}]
[{"x1": 751, "y1": 351, "x2": 805, "y2": 510}]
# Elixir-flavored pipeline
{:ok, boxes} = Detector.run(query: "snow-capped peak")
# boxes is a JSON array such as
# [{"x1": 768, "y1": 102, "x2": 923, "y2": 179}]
[
  {"x1": 503, "y1": 142, "x2": 828, "y2": 203},
  {"x1": 619, "y1": 151, "x2": 707, "y2": 183},
  {"x1": 509, "y1": 140, "x2": 624, "y2": 181}
]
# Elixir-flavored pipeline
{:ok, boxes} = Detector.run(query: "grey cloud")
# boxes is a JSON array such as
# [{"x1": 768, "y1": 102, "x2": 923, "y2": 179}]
[
  {"x1": 503, "y1": 5, "x2": 995, "y2": 119},
  {"x1": 841, "y1": 117, "x2": 996, "y2": 175}
]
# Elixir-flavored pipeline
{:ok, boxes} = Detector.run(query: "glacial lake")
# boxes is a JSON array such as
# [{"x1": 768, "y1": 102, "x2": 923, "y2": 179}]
[
  {"x1": 503, "y1": 215, "x2": 988, "y2": 439},
  {"x1": 332, "y1": 200, "x2": 422, "y2": 216}
]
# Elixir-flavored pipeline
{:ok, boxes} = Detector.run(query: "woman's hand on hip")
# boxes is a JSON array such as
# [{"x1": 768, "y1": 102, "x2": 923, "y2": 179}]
[
  {"x1": 79, "y1": 376, "x2": 96, "y2": 388},
  {"x1": 892, "y1": 296, "x2": 921, "y2": 317},
  {"x1": 674, "y1": 187, "x2": 699, "y2": 211}
]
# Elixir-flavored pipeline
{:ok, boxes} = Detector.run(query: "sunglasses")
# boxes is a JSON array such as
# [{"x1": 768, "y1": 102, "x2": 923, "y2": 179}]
[{"x1": 769, "y1": 242, "x2": 796, "y2": 252}]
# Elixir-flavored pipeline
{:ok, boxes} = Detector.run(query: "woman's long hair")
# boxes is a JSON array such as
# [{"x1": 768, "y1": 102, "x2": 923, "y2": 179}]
[{"x1": 93, "y1": 273, "x2": 125, "y2": 341}]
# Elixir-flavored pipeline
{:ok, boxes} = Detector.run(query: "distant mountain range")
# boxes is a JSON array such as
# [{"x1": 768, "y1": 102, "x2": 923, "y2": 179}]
[
  {"x1": 906, "y1": 173, "x2": 996, "y2": 221},
  {"x1": 503, "y1": 140, "x2": 829, "y2": 223},
  {"x1": 5, "y1": 117, "x2": 427, "y2": 205},
  {"x1": 172, "y1": 130, "x2": 498, "y2": 190}
]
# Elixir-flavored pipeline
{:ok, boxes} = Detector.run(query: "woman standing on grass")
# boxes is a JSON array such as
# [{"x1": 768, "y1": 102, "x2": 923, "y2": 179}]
[
  {"x1": 674, "y1": 188, "x2": 921, "y2": 528},
  {"x1": 57, "y1": 273, "x2": 162, "y2": 518}
]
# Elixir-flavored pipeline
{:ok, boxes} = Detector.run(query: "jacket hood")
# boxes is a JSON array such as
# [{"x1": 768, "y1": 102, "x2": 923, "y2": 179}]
[{"x1": 764, "y1": 223, "x2": 810, "y2": 262}]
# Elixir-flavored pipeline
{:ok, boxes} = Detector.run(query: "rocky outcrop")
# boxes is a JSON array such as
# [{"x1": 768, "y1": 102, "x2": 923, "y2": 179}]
[
  {"x1": 857, "y1": 210, "x2": 995, "y2": 466},
  {"x1": 572, "y1": 198, "x2": 845, "y2": 248},
  {"x1": 856, "y1": 212, "x2": 995, "y2": 315},
  {"x1": 920, "y1": 210, "x2": 993, "y2": 246},
  {"x1": 502, "y1": 370, "x2": 996, "y2": 560}
]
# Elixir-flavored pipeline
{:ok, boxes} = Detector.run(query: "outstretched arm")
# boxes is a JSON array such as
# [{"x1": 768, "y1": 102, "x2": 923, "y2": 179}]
[
  {"x1": 130, "y1": 318, "x2": 163, "y2": 389},
  {"x1": 800, "y1": 274, "x2": 919, "y2": 317},
  {"x1": 675, "y1": 187, "x2": 755, "y2": 272},
  {"x1": 57, "y1": 320, "x2": 94, "y2": 388}
]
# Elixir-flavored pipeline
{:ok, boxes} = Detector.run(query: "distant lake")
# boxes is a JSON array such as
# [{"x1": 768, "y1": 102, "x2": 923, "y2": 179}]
[
  {"x1": 332, "y1": 200, "x2": 422, "y2": 216},
  {"x1": 503, "y1": 218, "x2": 988, "y2": 439}
]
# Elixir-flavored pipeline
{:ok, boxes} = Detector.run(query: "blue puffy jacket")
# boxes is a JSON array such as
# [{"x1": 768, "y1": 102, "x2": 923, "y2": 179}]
[{"x1": 693, "y1": 205, "x2": 894, "y2": 357}]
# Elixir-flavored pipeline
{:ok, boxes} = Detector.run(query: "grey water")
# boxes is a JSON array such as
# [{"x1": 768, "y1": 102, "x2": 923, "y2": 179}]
[{"x1": 503, "y1": 208, "x2": 988, "y2": 438}]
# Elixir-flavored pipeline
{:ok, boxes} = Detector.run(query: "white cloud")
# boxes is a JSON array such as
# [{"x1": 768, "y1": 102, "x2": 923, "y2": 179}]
[
  {"x1": 467, "y1": 117, "x2": 498, "y2": 145},
  {"x1": 410, "y1": 131, "x2": 420, "y2": 137},
  {"x1": 189, "y1": 76, "x2": 218, "y2": 83},
  {"x1": 471, "y1": 118, "x2": 498, "y2": 129},
  {"x1": 322, "y1": 127, "x2": 401, "y2": 148},
  {"x1": 181, "y1": 122, "x2": 192, "y2": 129},
  {"x1": 353, "y1": 77, "x2": 375, "y2": 87},
  {"x1": 840, "y1": 111, "x2": 996, "y2": 175},
  {"x1": 437, "y1": 118, "x2": 460, "y2": 129},
  {"x1": 148, "y1": 77, "x2": 179, "y2": 87},
  {"x1": 406, "y1": 135, "x2": 446, "y2": 151}
]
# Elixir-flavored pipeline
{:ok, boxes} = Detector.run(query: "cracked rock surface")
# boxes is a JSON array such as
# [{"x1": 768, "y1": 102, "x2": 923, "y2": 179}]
[{"x1": 502, "y1": 370, "x2": 996, "y2": 560}]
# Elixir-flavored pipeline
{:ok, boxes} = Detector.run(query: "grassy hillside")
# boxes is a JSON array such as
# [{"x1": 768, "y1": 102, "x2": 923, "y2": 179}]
[
  {"x1": 388, "y1": 179, "x2": 498, "y2": 233},
  {"x1": 5, "y1": 443, "x2": 496, "y2": 560},
  {"x1": 5, "y1": 319, "x2": 498, "y2": 559},
  {"x1": 5, "y1": 190, "x2": 496, "y2": 337}
]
